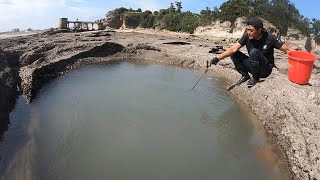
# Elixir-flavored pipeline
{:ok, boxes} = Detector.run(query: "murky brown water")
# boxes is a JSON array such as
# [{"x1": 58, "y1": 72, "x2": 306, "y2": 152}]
[{"x1": 1, "y1": 62, "x2": 283, "y2": 179}]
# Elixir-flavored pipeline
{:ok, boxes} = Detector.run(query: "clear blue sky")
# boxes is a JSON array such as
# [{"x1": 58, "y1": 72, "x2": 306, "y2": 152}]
[{"x1": 0, "y1": 0, "x2": 319, "y2": 32}]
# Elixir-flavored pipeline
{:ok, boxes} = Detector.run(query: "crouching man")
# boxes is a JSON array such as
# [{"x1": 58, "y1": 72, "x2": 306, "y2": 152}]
[{"x1": 208, "y1": 17, "x2": 296, "y2": 87}]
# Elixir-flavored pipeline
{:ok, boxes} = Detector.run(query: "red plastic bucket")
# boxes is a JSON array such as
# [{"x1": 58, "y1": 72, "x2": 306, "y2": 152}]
[{"x1": 288, "y1": 51, "x2": 317, "y2": 85}]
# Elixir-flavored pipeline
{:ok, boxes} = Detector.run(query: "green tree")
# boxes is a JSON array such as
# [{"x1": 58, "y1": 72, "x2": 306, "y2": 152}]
[
  {"x1": 312, "y1": 18, "x2": 320, "y2": 43},
  {"x1": 169, "y1": 3, "x2": 176, "y2": 13},
  {"x1": 269, "y1": 0, "x2": 291, "y2": 35},
  {"x1": 154, "y1": 11, "x2": 159, "y2": 16},
  {"x1": 200, "y1": 7, "x2": 212, "y2": 24},
  {"x1": 200, "y1": 7, "x2": 211, "y2": 16},
  {"x1": 125, "y1": 13, "x2": 141, "y2": 28},
  {"x1": 249, "y1": 0, "x2": 272, "y2": 19},
  {"x1": 175, "y1": 1, "x2": 182, "y2": 13},
  {"x1": 140, "y1": 10, "x2": 155, "y2": 28},
  {"x1": 295, "y1": 16, "x2": 311, "y2": 36},
  {"x1": 219, "y1": 0, "x2": 250, "y2": 23},
  {"x1": 211, "y1": 6, "x2": 220, "y2": 20},
  {"x1": 200, "y1": 7, "x2": 218, "y2": 25},
  {"x1": 178, "y1": 12, "x2": 200, "y2": 33},
  {"x1": 107, "y1": 7, "x2": 128, "y2": 16},
  {"x1": 162, "y1": 13, "x2": 182, "y2": 31}
]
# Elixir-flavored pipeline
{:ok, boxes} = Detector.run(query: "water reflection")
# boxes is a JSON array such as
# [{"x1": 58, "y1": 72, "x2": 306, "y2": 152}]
[
  {"x1": 0, "y1": 97, "x2": 33, "y2": 179},
  {"x1": 200, "y1": 105, "x2": 253, "y2": 155}
]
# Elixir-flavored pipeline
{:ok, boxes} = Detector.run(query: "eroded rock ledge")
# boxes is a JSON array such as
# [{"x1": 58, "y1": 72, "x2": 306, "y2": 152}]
[
  {"x1": 20, "y1": 42, "x2": 124, "y2": 100},
  {"x1": 1, "y1": 30, "x2": 320, "y2": 179}
]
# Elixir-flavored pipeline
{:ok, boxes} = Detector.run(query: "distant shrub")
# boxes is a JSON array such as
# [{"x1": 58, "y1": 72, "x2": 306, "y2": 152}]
[
  {"x1": 161, "y1": 12, "x2": 200, "y2": 33},
  {"x1": 12, "y1": 29, "x2": 20, "y2": 32},
  {"x1": 125, "y1": 13, "x2": 141, "y2": 28}
]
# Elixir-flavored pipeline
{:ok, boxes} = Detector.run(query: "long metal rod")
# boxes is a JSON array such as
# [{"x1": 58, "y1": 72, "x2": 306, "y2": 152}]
[{"x1": 187, "y1": 61, "x2": 209, "y2": 91}]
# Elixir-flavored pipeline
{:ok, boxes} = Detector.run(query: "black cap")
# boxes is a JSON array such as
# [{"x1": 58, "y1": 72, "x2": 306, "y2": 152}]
[{"x1": 246, "y1": 17, "x2": 263, "y2": 29}]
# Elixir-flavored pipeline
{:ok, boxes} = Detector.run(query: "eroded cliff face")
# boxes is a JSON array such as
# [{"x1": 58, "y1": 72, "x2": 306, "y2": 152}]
[
  {"x1": 104, "y1": 14, "x2": 124, "y2": 29},
  {"x1": 103, "y1": 13, "x2": 140, "y2": 30},
  {"x1": 285, "y1": 28, "x2": 319, "y2": 53},
  {"x1": 194, "y1": 17, "x2": 279, "y2": 39}
]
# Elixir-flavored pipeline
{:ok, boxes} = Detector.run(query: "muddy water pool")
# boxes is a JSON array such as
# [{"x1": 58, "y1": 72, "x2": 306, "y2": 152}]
[{"x1": 0, "y1": 62, "x2": 284, "y2": 179}]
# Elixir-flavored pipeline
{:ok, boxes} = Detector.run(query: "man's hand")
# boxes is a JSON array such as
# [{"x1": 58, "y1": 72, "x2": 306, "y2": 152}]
[{"x1": 208, "y1": 57, "x2": 219, "y2": 66}]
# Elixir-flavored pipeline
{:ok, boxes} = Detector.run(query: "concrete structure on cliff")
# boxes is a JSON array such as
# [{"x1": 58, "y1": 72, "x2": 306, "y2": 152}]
[{"x1": 59, "y1": 18, "x2": 104, "y2": 31}]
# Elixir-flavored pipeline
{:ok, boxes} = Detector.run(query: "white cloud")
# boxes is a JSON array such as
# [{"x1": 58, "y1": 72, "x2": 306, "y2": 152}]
[
  {"x1": 10, "y1": 0, "x2": 66, "y2": 7},
  {"x1": 120, "y1": 0, "x2": 163, "y2": 11},
  {"x1": 0, "y1": 14, "x2": 21, "y2": 22},
  {"x1": 0, "y1": 0, "x2": 12, "y2": 4},
  {"x1": 0, "y1": 0, "x2": 173, "y2": 32},
  {"x1": 2, "y1": 0, "x2": 129, "y2": 31},
  {"x1": 0, "y1": 0, "x2": 66, "y2": 18},
  {"x1": 71, "y1": 0, "x2": 87, "y2": 3},
  {"x1": 69, "y1": 6, "x2": 105, "y2": 19}
]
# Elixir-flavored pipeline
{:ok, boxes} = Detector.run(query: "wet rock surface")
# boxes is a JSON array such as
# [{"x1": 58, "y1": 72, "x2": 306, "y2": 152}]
[
  {"x1": 0, "y1": 49, "x2": 21, "y2": 136},
  {"x1": 0, "y1": 29, "x2": 320, "y2": 179}
]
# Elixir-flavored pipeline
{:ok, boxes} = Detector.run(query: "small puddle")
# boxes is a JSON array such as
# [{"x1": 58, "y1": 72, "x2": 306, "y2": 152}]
[{"x1": 1, "y1": 61, "x2": 287, "y2": 179}]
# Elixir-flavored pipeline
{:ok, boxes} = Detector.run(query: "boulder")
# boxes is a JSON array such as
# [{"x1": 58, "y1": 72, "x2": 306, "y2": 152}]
[
  {"x1": 103, "y1": 14, "x2": 124, "y2": 29},
  {"x1": 284, "y1": 28, "x2": 319, "y2": 53},
  {"x1": 194, "y1": 20, "x2": 233, "y2": 38}
]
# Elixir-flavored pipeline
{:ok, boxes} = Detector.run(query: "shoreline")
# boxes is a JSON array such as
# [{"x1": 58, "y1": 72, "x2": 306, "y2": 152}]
[{"x1": 1, "y1": 29, "x2": 319, "y2": 179}]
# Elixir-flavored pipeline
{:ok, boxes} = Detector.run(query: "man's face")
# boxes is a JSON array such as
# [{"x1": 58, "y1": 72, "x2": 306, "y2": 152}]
[{"x1": 246, "y1": 25, "x2": 261, "y2": 40}]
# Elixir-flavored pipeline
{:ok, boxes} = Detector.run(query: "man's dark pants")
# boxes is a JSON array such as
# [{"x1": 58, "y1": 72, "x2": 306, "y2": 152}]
[{"x1": 230, "y1": 48, "x2": 272, "y2": 79}]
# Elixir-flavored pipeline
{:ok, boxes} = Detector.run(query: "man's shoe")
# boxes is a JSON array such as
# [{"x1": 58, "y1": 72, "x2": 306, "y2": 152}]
[
  {"x1": 235, "y1": 75, "x2": 250, "y2": 85},
  {"x1": 227, "y1": 74, "x2": 250, "y2": 91},
  {"x1": 247, "y1": 77, "x2": 259, "y2": 87}
]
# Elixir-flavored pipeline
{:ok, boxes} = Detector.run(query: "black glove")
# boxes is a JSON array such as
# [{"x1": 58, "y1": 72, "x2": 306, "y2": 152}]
[{"x1": 208, "y1": 57, "x2": 219, "y2": 67}]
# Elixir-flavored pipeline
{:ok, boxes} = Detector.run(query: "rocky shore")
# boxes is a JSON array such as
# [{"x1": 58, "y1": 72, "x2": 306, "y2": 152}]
[{"x1": 0, "y1": 29, "x2": 320, "y2": 179}]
